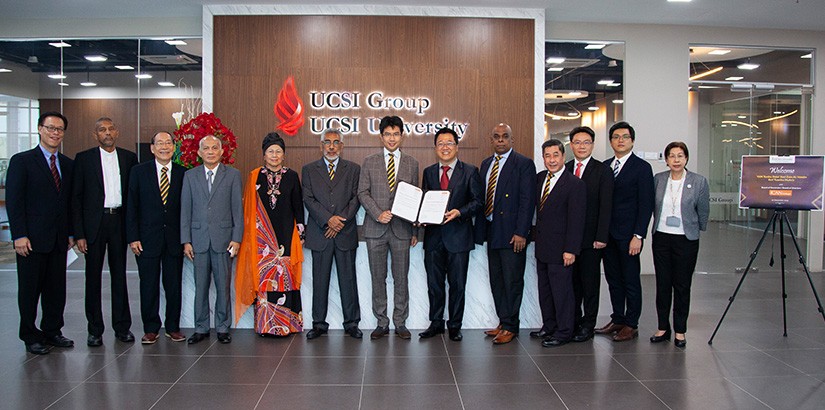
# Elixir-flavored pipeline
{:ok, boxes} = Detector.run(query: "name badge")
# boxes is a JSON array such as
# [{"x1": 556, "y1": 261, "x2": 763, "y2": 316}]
[{"x1": 666, "y1": 216, "x2": 681, "y2": 227}]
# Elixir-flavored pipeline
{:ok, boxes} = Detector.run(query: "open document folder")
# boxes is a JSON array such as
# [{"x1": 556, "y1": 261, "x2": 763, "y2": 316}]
[{"x1": 390, "y1": 181, "x2": 451, "y2": 224}]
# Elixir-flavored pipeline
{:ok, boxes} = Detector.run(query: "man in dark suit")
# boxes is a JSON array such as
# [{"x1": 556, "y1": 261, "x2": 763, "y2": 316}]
[
  {"x1": 596, "y1": 121, "x2": 654, "y2": 342},
  {"x1": 532, "y1": 139, "x2": 586, "y2": 347},
  {"x1": 474, "y1": 123, "x2": 536, "y2": 344},
  {"x1": 126, "y1": 131, "x2": 187, "y2": 344},
  {"x1": 181, "y1": 135, "x2": 243, "y2": 345},
  {"x1": 419, "y1": 128, "x2": 484, "y2": 342},
  {"x1": 302, "y1": 128, "x2": 363, "y2": 340},
  {"x1": 357, "y1": 115, "x2": 419, "y2": 340},
  {"x1": 72, "y1": 117, "x2": 138, "y2": 347},
  {"x1": 7, "y1": 111, "x2": 75, "y2": 355},
  {"x1": 564, "y1": 126, "x2": 613, "y2": 343}
]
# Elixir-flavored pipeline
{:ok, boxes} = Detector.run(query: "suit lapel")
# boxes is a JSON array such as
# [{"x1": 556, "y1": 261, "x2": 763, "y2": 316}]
[
  {"x1": 447, "y1": 161, "x2": 464, "y2": 191},
  {"x1": 91, "y1": 149, "x2": 105, "y2": 189},
  {"x1": 495, "y1": 153, "x2": 516, "y2": 207},
  {"x1": 149, "y1": 163, "x2": 164, "y2": 207},
  {"x1": 33, "y1": 147, "x2": 61, "y2": 193}
]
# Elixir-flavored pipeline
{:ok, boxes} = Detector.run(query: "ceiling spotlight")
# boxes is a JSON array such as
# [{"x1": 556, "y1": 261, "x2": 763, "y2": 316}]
[
  {"x1": 725, "y1": 76, "x2": 744, "y2": 81},
  {"x1": 588, "y1": 106, "x2": 599, "y2": 111},
  {"x1": 607, "y1": 83, "x2": 621, "y2": 87},
  {"x1": 58, "y1": 82, "x2": 69, "y2": 87},
  {"x1": 585, "y1": 43, "x2": 606, "y2": 50},
  {"x1": 737, "y1": 115, "x2": 747, "y2": 119},
  {"x1": 158, "y1": 81, "x2": 175, "y2": 87},
  {"x1": 84, "y1": 55, "x2": 107, "y2": 62},
  {"x1": 708, "y1": 49, "x2": 731, "y2": 55},
  {"x1": 773, "y1": 111, "x2": 783, "y2": 115},
  {"x1": 737, "y1": 63, "x2": 760, "y2": 70},
  {"x1": 546, "y1": 57, "x2": 565, "y2": 64},
  {"x1": 48, "y1": 41, "x2": 71, "y2": 48},
  {"x1": 801, "y1": 53, "x2": 812, "y2": 59},
  {"x1": 27, "y1": 56, "x2": 39, "y2": 63},
  {"x1": 164, "y1": 39, "x2": 188, "y2": 46},
  {"x1": 547, "y1": 67, "x2": 564, "y2": 72},
  {"x1": 48, "y1": 74, "x2": 67, "y2": 79},
  {"x1": 115, "y1": 65, "x2": 135, "y2": 70},
  {"x1": 135, "y1": 73, "x2": 153, "y2": 79},
  {"x1": 597, "y1": 79, "x2": 614, "y2": 85},
  {"x1": 80, "y1": 82, "x2": 97, "y2": 87},
  {"x1": 608, "y1": 60, "x2": 618, "y2": 67},
  {"x1": 612, "y1": 99, "x2": 624, "y2": 104}
]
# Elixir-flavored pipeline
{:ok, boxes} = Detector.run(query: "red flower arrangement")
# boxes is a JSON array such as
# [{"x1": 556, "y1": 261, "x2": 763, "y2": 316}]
[{"x1": 173, "y1": 112, "x2": 238, "y2": 169}]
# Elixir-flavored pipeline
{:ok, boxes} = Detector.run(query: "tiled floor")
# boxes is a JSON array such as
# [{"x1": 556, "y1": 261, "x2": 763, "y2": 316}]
[{"x1": 1, "y1": 222, "x2": 824, "y2": 409}]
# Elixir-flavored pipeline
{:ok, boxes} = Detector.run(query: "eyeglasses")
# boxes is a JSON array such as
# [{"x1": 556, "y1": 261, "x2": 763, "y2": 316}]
[
  {"x1": 570, "y1": 140, "x2": 593, "y2": 146},
  {"x1": 322, "y1": 140, "x2": 341, "y2": 146},
  {"x1": 436, "y1": 142, "x2": 457, "y2": 148},
  {"x1": 153, "y1": 141, "x2": 174, "y2": 147},
  {"x1": 41, "y1": 125, "x2": 65, "y2": 134},
  {"x1": 668, "y1": 154, "x2": 687, "y2": 159},
  {"x1": 610, "y1": 134, "x2": 632, "y2": 141},
  {"x1": 382, "y1": 132, "x2": 402, "y2": 138}
]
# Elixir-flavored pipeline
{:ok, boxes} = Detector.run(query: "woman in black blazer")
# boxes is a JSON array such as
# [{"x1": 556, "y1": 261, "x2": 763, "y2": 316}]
[{"x1": 649, "y1": 142, "x2": 709, "y2": 348}]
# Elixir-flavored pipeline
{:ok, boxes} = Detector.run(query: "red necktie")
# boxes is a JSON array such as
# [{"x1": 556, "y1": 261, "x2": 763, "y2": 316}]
[
  {"x1": 575, "y1": 162, "x2": 583, "y2": 178},
  {"x1": 440, "y1": 165, "x2": 450, "y2": 190},
  {"x1": 49, "y1": 154, "x2": 61, "y2": 190}
]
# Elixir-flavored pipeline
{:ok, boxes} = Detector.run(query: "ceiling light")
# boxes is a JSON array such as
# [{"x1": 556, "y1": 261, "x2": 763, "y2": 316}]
[
  {"x1": 546, "y1": 57, "x2": 565, "y2": 64},
  {"x1": 84, "y1": 55, "x2": 107, "y2": 62},
  {"x1": 597, "y1": 79, "x2": 614, "y2": 85},
  {"x1": 0, "y1": 68, "x2": 11, "y2": 73},
  {"x1": 737, "y1": 115, "x2": 747, "y2": 119},
  {"x1": 689, "y1": 66, "x2": 723, "y2": 81},
  {"x1": 612, "y1": 99, "x2": 624, "y2": 104},
  {"x1": 720, "y1": 124, "x2": 727, "y2": 128},
  {"x1": 758, "y1": 110, "x2": 798, "y2": 123},
  {"x1": 115, "y1": 65, "x2": 134, "y2": 70},
  {"x1": 725, "y1": 76, "x2": 744, "y2": 81},
  {"x1": 80, "y1": 81, "x2": 97, "y2": 87},
  {"x1": 48, "y1": 41, "x2": 71, "y2": 48},
  {"x1": 547, "y1": 67, "x2": 564, "y2": 72},
  {"x1": 773, "y1": 111, "x2": 783, "y2": 114},
  {"x1": 585, "y1": 44, "x2": 606, "y2": 50},
  {"x1": 58, "y1": 82, "x2": 69, "y2": 87},
  {"x1": 738, "y1": 63, "x2": 760, "y2": 70},
  {"x1": 708, "y1": 49, "x2": 731, "y2": 55},
  {"x1": 568, "y1": 91, "x2": 582, "y2": 96},
  {"x1": 544, "y1": 111, "x2": 581, "y2": 120},
  {"x1": 158, "y1": 81, "x2": 176, "y2": 87},
  {"x1": 48, "y1": 74, "x2": 67, "y2": 79},
  {"x1": 722, "y1": 120, "x2": 758, "y2": 129},
  {"x1": 801, "y1": 53, "x2": 812, "y2": 59},
  {"x1": 135, "y1": 73, "x2": 153, "y2": 79},
  {"x1": 27, "y1": 56, "x2": 38, "y2": 63},
  {"x1": 607, "y1": 83, "x2": 621, "y2": 87},
  {"x1": 698, "y1": 85, "x2": 719, "y2": 89},
  {"x1": 588, "y1": 106, "x2": 599, "y2": 111},
  {"x1": 165, "y1": 39, "x2": 188, "y2": 46}
]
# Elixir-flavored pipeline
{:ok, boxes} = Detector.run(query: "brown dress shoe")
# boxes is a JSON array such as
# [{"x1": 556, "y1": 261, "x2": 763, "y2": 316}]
[
  {"x1": 484, "y1": 325, "x2": 502, "y2": 337},
  {"x1": 165, "y1": 331, "x2": 186, "y2": 342},
  {"x1": 594, "y1": 322, "x2": 625, "y2": 335},
  {"x1": 612, "y1": 326, "x2": 639, "y2": 342},
  {"x1": 492, "y1": 329, "x2": 515, "y2": 344},
  {"x1": 141, "y1": 333, "x2": 159, "y2": 344}
]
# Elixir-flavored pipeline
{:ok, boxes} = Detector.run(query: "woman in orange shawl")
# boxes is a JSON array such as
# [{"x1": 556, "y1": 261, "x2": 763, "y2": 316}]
[{"x1": 235, "y1": 133, "x2": 304, "y2": 336}]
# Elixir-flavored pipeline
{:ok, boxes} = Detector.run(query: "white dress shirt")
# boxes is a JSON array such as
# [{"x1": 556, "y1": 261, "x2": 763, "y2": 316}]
[{"x1": 100, "y1": 148, "x2": 122, "y2": 208}]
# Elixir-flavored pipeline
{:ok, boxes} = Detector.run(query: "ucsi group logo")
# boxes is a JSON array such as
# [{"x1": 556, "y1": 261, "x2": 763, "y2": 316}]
[{"x1": 274, "y1": 76, "x2": 305, "y2": 136}]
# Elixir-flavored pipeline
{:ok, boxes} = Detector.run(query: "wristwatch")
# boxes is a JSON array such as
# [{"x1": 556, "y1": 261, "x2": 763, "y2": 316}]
[{"x1": 633, "y1": 234, "x2": 643, "y2": 240}]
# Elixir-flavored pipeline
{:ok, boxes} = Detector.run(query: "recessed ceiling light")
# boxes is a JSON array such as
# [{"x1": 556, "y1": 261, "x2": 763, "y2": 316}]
[
  {"x1": 115, "y1": 65, "x2": 134, "y2": 70},
  {"x1": 135, "y1": 73, "x2": 153, "y2": 79},
  {"x1": 80, "y1": 81, "x2": 97, "y2": 87},
  {"x1": 612, "y1": 99, "x2": 624, "y2": 104},
  {"x1": 551, "y1": 117, "x2": 561, "y2": 121},
  {"x1": 709, "y1": 49, "x2": 731, "y2": 55},
  {"x1": 597, "y1": 79, "x2": 614, "y2": 85},
  {"x1": 588, "y1": 106, "x2": 599, "y2": 111},
  {"x1": 158, "y1": 81, "x2": 176, "y2": 87},
  {"x1": 720, "y1": 124, "x2": 727, "y2": 127},
  {"x1": 164, "y1": 40, "x2": 188, "y2": 46},
  {"x1": 84, "y1": 55, "x2": 107, "y2": 62},
  {"x1": 737, "y1": 115, "x2": 747, "y2": 119},
  {"x1": 607, "y1": 83, "x2": 621, "y2": 87},
  {"x1": 0, "y1": 68, "x2": 11, "y2": 73},
  {"x1": 738, "y1": 63, "x2": 760, "y2": 70},
  {"x1": 801, "y1": 53, "x2": 812, "y2": 59},
  {"x1": 48, "y1": 41, "x2": 71, "y2": 48},
  {"x1": 585, "y1": 44, "x2": 606, "y2": 50},
  {"x1": 725, "y1": 76, "x2": 744, "y2": 81},
  {"x1": 547, "y1": 67, "x2": 564, "y2": 72},
  {"x1": 773, "y1": 111, "x2": 783, "y2": 115},
  {"x1": 48, "y1": 74, "x2": 67, "y2": 79},
  {"x1": 546, "y1": 57, "x2": 565, "y2": 64},
  {"x1": 58, "y1": 82, "x2": 69, "y2": 86}
]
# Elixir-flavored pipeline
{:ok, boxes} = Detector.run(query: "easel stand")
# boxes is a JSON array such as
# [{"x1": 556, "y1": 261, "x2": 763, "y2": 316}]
[{"x1": 708, "y1": 210, "x2": 825, "y2": 345}]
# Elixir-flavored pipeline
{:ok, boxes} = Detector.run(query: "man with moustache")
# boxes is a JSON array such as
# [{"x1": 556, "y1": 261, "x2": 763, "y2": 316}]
[
  {"x1": 474, "y1": 123, "x2": 536, "y2": 344},
  {"x1": 72, "y1": 117, "x2": 138, "y2": 346},
  {"x1": 7, "y1": 111, "x2": 74, "y2": 354},
  {"x1": 563, "y1": 126, "x2": 614, "y2": 343},
  {"x1": 358, "y1": 115, "x2": 419, "y2": 340},
  {"x1": 302, "y1": 128, "x2": 363, "y2": 339},
  {"x1": 419, "y1": 128, "x2": 484, "y2": 342},
  {"x1": 126, "y1": 131, "x2": 187, "y2": 344}
]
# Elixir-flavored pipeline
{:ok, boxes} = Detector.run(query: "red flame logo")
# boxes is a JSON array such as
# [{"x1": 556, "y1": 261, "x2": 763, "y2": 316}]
[{"x1": 274, "y1": 76, "x2": 305, "y2": 136}]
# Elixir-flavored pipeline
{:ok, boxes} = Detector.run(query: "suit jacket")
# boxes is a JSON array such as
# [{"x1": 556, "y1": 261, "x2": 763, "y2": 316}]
[
  {"x1": 6, "y1": 146, "x2": 73, "y2": 253},
  {"x1": 125, "y1": 160, "x2": 185, "y2": 257},
  {"x1": 358, "y1": 151, "x2": 419, "y2": 240},
  {"x1": 652, "y1": 170, "x2": 710, "y2": 241},
  {"x1": 180, "y1": 163, "x2": 244, "y2": 253},
  {"x1": 565, "y1": 158, "x2": 613, "y2": 248},
  {"x1": 422, "y1": 159, "x2": 484, "y2": 253},
  {"x1": 473, "y1": 150, "x2": 536, "y2": 248},
  {"x1": 71, "y1": 147, "x2": 137, "y2": 243},
  {"x1": 604, "y1": 153, "x2": 654, "y2": 240},
  {"x1": 534, "y1": 170, "x2": 586, "y2": 265},
  {"x1": 302, "y1": 158, "x2": 361, "y2": 252}
]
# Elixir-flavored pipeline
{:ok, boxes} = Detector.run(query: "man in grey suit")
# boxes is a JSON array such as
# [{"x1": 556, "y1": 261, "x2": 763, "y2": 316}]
[
  {"x1": 302, "y1": 128, "x2": 363, "y2": 339},
  {"x1": 358, "y1": 115, "x2": 419, "y2": 340},
  {"x1": 180, "y1": 135, "x2": 243, "y2": 345}
]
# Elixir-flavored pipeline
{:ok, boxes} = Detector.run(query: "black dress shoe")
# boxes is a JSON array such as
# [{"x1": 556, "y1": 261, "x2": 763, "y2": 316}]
[
  {"x1": 418, "y1": 325, "x2": 445, "y2": 338},
  {"x1": 649, "y1": 330, "x2": 671, "y2": 343},
  {"x1": 530, "y1": 329, "x2": 551, "y2": 339},
  {"x1": 115, "y1": 331, "x2": 135, "y2": 343},
  {"x1": 306, "y1": 328, "x2": 327, "y2": 340},
  {"x1": 370, "y1": 326, "x2": 389, "y2": 340},
  {"x1": 87, "y1": 334, "x2": 103, "y2": 347},
  {"x1": 541, "y1": 337, "x2": 569, "y2": 347},
  {"x1": 448, "y1": 328, "x2": 463, "y2": 342},
  {"x1": 572, "y1": 328, "x2": 594, "y2": 343},
  {"x1": 395, "y1": 326, "x2": 411, "y2": 340},
  {"x1": 674, "y1": 337, "x2": 687, "y2": 348},
  {"x1": 25, "y1": 342, "x2": 51, "y2": 355},
  {"x1": 345, "y1": 327, "x2": 363, "y2": 339},
  {"x1": 187, "y1": 332, "x2": 209, "y2": 344},
  {"x1": 217, "y1": 333, "x2": 232, "y2": 344},
  {"x1": 45, "y1": 335, "x2": 74, "y2": 348}
]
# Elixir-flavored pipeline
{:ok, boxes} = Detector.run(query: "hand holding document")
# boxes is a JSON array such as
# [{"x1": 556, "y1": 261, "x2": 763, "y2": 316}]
[{"x1": 391, "y1": 181, "x2": 451, "y2": 224}]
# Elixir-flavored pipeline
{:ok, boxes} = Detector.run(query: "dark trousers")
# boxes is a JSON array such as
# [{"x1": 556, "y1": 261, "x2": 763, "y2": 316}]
[
  {"x1": 17, "y1": 243, "x2": 67, "y2": 344},
  {"x1": 537, "y1": 260, "x2": 575, "y2": 340},
  {"x1": 424, "y1": 243, "x2": 469, "y2": 329},
  {"x1": 85, "y1": 213, "x2": 131, "y2": 336},
  {"x1": 652, "y1": 232, "x2": 700, "y2": 334},
  {"x1": 602, "y1": 237, "x2": 643, "y2": 328},
  {"x1": 487, "y1": 246, "x2": 526, "y2": 333},
  {"x1": 572, "y1": 247, "x2": 603, "y2": 331},
  {"x1": 137, "y1": 248, "x2": 183, "y2": 334},
  {"x1": 311, "y1": 246, "x2": 360, "y2": 330}
]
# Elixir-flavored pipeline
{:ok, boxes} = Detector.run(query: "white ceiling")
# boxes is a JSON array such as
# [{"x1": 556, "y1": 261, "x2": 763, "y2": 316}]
[{"x1": 0, "y1": 0, "x2": 824, "y2": 31}]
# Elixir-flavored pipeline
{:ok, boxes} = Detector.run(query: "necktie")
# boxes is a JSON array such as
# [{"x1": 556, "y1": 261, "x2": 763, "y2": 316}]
[
  {"x1": 387, "y1": 152, "x2": 396, "y2": 191},
  {"x1": 613, "y1": 159, "x2": 620, "y2": 178},
  {"x1": 539, "y1": 172, "x2": 553, "y2": 211},
  {"x1": 328, "y1": 161, "x2": 335, "y2": 180},
  {"x1": 207, "y1": 169, "x2": 214, "y2": 193},
  {"x1": 49, "y1": 154, "x2": 61, "y2": 190},
  {"x1": 440, "y1": 165, "x2": 450, "y2": 190},
  {"x1": 575, "y1": 162, "x2": 583, "y2": 178},
  {"x1": 160, "y1": 166, "x2": 169, "y2": 205},
  {"x1": 485, "y1": 155, "x2": 502, "y2": 217}
]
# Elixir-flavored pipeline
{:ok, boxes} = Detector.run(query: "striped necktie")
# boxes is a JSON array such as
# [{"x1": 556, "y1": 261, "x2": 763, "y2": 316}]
[
  {"x1": 49, "y1": 154, "x2": 61, "y2": 190},
  {"x1": 539, "y1": 172, "x2": 553, "y2": 211},
  {"x1": 160, "y1": 166, "x2": 169, "y2": 205},
  {"x1": 328, "y1": 161, "x2": 335, "y2": 180},
  {"x1": 485, "y1": 155, "x2": 502, "y2": 217},
  {"x1": 387, "y1": 152, "x2": 396, "y2": 191},
  {"x1": 613, "y1": 159, "x2": 620, "y2": 178}
]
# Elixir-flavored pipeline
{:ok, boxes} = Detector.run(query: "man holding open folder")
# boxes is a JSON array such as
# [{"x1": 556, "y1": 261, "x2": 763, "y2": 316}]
[{"x1": 419, "y1": 128, "x2": 484, "y2": 342}]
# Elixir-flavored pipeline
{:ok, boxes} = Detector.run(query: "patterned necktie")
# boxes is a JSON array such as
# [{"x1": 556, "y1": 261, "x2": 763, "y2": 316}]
[
  {"x1": 440, "y1": 165, "x2": 450, "y2": 190},
  {"x1": 485, "y1": 155, "x2": 502, "y2": 217},
  {"x1": 328, "y1": 161, "x2": 335, "y2": 180},
  {"x1": 613, "y1": 159, "x2": 620, "y2": 178},
  {"x1": 160, "y1": 166, "x2": 169, "y2": 205},
  {"x1": 49, "y1": 154, "x2": 61, "y2": 190},
  {"x1": 575, "y1": 162, "x2": 583, "y2": 178},
  {"x1": 207, "y1": 169, "x2": 214, "y2": 193},
  {"x1": 387, "y1": 152, "x2": 396, "y2": 191},
  {"x1": 539, "y1": 172, "x2": 553, "y2": 211}
]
